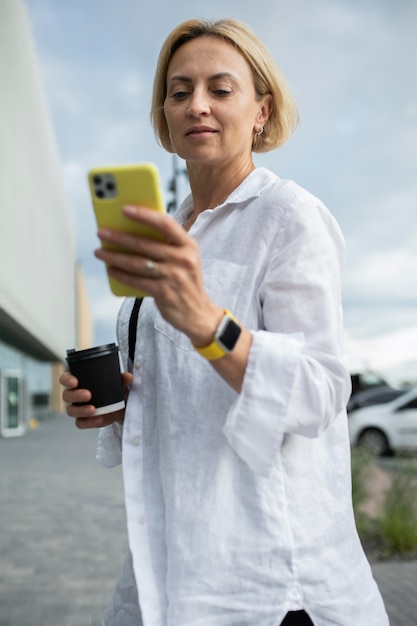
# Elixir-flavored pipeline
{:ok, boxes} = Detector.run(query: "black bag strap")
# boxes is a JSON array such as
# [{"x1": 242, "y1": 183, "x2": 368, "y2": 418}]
[{"x1": 128, "y1": 298, "x2": 143, "y2": 373}]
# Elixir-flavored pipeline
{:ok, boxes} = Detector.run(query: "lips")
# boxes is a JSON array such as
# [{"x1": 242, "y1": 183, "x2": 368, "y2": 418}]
[{"x1": 185, "y1": 126, "x2": 217, "y2": 136}]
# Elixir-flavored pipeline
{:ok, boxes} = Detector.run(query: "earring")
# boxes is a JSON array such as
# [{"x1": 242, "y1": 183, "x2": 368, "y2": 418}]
[{"x1": 256, "y1": 127, "x2": 264, "y2": 136}]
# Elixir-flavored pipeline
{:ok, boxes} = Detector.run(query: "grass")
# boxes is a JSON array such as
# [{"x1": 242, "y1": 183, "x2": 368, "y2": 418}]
[
  {"x1": 351, "y1": 447, "x2": 374, "y2": 538},
  {"x1": 378, "y1": 461, "x2": 417, "y2": 555},
  {"x1": 351, "y1": 450, "x2": 417, "y2": 559}
]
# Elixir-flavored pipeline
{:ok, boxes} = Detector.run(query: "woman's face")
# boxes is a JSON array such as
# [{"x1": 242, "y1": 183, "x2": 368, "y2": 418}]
[{"x1": 164, "y1": 36, "x2": 269, "y2": 168}]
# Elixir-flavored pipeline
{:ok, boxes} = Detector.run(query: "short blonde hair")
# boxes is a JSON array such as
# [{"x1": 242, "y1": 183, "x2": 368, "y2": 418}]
[{"x1": 150, "y1": 18, "x2": 299, "y2": 153}]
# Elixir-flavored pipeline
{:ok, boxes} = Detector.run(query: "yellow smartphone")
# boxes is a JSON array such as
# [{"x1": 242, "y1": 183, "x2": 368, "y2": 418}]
[{"x1": 88, "y1": 162, "x2": 165, "y2": 297}]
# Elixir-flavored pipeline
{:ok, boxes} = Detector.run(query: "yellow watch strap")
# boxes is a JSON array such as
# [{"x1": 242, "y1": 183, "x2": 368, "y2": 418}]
[
  {"x1": 192, "y1": 310, "x2": 238, "y2": 361},
  {"x1": 193, "y1": 340, "x2": 227, "y2": 361}
]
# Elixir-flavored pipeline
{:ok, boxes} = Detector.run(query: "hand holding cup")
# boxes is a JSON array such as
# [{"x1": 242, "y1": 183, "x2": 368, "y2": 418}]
[{"x1": 61, "y1": 343, "x2": 133, "y2": 429}]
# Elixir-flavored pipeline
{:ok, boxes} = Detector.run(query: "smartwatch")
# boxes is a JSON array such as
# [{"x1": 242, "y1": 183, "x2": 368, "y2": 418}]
[{"x1": 193, "y1": 310, "x2": 242, "y2": 361}]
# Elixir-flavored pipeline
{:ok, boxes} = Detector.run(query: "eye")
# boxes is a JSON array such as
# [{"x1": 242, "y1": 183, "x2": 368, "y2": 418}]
[
  {"x1": 213, "y1": 89, "x2": 232, "y2": 97},
  {"x1": 172, "y1": 91, "x2": 189, "y2": 100}
]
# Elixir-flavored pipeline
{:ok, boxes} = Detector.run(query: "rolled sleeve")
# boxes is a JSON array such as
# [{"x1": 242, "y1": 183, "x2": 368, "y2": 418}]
[
  {"x1": 224, "y1": 193, "x2": 351, "y2": 477},
  {"x1": 223, "y1": 331, "x2": 303, "y2": 476},
  {"x1": 96, "y1": 422, "x2": 123, "y2": 468}
]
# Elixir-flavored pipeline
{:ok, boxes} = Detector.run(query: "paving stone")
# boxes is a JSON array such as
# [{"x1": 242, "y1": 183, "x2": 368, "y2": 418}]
[{"x1": 1, "y1": 414, "x2": 416, "y2": 625}]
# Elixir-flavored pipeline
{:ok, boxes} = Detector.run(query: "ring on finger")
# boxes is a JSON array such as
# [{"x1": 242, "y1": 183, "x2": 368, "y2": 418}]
[{"x1": 145, "y1": 259, "x2": 158, "y2": 275}]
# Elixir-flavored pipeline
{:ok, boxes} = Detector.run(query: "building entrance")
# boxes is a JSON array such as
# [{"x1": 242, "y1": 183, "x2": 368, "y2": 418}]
[{"x1": 0, "y1": 370, "x2": 27, "y2": 437}]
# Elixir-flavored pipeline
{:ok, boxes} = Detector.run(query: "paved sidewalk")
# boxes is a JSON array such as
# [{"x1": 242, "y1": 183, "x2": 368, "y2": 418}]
[
  {"x1": 1, "y1": 415, "x2": 416, "y2": 625},
  {"x1": 0, "y1": 415, "x2": 127, "y2": 626},
  {"x1": 372, "y1": 559, "x2": 417, "y2": 625}
]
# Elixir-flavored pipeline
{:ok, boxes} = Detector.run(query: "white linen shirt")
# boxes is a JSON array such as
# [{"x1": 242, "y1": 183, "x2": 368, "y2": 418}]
[{"x1": 97, "y1": 168, "x2": 388, "y2": 626}]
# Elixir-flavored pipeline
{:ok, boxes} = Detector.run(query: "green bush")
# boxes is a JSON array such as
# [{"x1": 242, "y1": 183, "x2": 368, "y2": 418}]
[
  {"x1": 351, "y1": 452, "x2": 417, "y2": 558},
  {"x1": 378, "y1": 463, "x2": 417, "y2": 556},
  {"x1": 351, "y1": 447, "x2": 374, "y2": 537},
  {"x1": 351, "y1": 447, "x2": 373, "y2": 509}
]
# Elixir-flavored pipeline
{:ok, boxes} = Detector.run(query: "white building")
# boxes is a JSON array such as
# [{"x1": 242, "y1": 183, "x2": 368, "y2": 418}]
[{"x1": 0, "y1": 0, "x2": 91, "y2": 435}]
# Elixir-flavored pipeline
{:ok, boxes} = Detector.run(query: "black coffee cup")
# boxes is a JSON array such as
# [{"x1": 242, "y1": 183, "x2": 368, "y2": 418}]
[{"x1": 66, "y1": 343, "x2": 125, "y2": 415}]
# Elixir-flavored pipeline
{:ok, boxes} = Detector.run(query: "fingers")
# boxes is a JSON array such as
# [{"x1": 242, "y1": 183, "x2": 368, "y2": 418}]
[
  {"x1": 96, "y1": 226, "x2": 191, "y2": 265},
  {"x1": 64, "y1": 394, "x2": 94, "y2": 415},
  {"x1": 122, "y1": 205, "x2": 188, "y2": 246},
  {"x1": 121, "y1": 371, "x2": 133, "y2": 404},
  {"x1": 95, "y1": 247, "x2": 166, "y2": 281},
  {"x1": 59, "y1": 371, "x2": 78, "y2": 389},
  {"x1": 60, "y1": 369, "x2": 96, "y2": 419},
  {"x1": 93, "y1": 203, "x2": 213, "y2": 339},
  {"x1": 65, "y1": 390, "x2": 124, "y2": 429},
  {"x1": 61, "y1": 370, "x2": 131, "y2": 429},
  {"x1": 75, "y1": 409, "x2": 124, "y2": 430},
  {"x1": 121, "y1": 372, "x2": 134, "y2": 387},
  {"x1": 95, "y1": 203, "x2": 199, "y2": 278},
  {"x1": 96, "y1": 204, "x2": 189, "y2": 257},
  {"x1": 95, "y1": 213, "x2": 201, "y2": 301}
]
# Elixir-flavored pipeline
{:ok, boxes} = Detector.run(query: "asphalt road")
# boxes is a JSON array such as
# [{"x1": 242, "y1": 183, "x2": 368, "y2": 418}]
[
  {"x1": 1, "y1": 415, "x2": 416, "y2": 625},
  {"x1": 378, "y1": 455, "x2": 417, "y2": 476}
]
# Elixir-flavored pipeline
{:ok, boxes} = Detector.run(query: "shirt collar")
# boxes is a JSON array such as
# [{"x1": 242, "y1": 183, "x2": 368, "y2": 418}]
[{"x1": 174, "y1": 167, "x2": 277, "y2": 224}]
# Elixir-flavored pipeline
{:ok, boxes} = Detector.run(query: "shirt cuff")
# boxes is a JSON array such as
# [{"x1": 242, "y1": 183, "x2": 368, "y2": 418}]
[
  {"x1": 223, "y1": 330, "x2": 303, "y2": 477},
  {"x1": 96, "y1": 422, "x2": 123, "y2": 468}
]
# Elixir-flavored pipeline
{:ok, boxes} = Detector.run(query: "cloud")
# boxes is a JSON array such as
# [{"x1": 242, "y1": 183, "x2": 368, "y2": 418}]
[
  {"x1": 344, "y1": 324, "x2": 417, "y2": 385},
  {"x1": 344, "y1": 244, "x2": 417, "y2": 303}
]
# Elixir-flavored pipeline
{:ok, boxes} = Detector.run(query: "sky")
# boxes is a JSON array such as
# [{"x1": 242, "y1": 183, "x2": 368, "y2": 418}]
[{"x1": 23, "y1": 0, "x2": 417, "y2": 385}]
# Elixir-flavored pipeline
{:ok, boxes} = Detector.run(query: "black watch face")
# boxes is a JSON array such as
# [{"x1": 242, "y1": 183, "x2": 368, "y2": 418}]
[{"x1": 221, "y1": 319, "x2": 241, "y2": 351}]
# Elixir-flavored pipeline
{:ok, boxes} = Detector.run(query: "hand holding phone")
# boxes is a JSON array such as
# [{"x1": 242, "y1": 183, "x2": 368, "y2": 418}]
[{"x1": 88, "y1": 162, "x2": 165, "y2": 297}]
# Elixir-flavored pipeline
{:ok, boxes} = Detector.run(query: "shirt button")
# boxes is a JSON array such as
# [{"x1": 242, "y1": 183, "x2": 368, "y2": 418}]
[
  {"x1": 132, "y1": 436, "x2": 141, "y2": 445},
  {"x1": 138, "y1": 515, "x2": 145, "y2": 524},
  {"x1": 134, "y1": 361, "x2": 141, "y2": 370}
]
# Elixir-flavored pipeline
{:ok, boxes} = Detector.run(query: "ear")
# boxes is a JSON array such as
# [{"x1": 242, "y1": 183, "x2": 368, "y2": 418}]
[{"x1": 256, "y1": 94, "x2": 273, "y2": 127}]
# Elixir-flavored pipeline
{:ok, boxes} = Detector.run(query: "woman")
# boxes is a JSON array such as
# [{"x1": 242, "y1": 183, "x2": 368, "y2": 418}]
[{"x1": 61, "y1": 18, "x2": 388, "y2": 626}]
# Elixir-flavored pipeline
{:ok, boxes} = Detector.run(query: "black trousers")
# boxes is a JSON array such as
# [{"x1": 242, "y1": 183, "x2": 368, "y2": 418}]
[{"x1": 280, "y1": 610, "x2": 314, "y2": 625}]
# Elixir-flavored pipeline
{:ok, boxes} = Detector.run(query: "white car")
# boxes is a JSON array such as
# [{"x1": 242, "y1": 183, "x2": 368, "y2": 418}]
[{"x1": 348, "y1": 387, "x2": 417, "y2": 456}]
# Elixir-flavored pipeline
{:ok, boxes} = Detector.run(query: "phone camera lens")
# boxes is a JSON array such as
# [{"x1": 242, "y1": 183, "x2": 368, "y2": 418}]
[
  {"x1": 93, "y1": 176, "x2": 102, "y2": 185},
  {"x1": 106, "y1": 182, "x2": 115, "y2": 191},
  {"x1": 96, "y1": 190, "x2": 105, "y2": 198}
]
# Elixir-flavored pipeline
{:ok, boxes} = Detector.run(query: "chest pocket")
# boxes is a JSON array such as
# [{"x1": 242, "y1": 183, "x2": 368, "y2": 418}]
[{"x1": 153, "y1": 258, "x2": 248, "y2": 351}]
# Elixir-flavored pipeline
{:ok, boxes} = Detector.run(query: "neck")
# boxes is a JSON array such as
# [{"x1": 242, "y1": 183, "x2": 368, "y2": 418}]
[{"x1": 186, "y1": 158, "x2": 255, "y2": 213}]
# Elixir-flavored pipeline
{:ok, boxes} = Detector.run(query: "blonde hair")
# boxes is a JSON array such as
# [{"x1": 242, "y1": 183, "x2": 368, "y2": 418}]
[{"x1": 150, "y1": 18, "x2": 299, "y2": 153}]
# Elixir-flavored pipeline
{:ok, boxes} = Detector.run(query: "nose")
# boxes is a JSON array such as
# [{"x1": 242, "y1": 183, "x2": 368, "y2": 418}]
[{"x1": 186, "y1": 88, "x2": 210, "y2": 117}]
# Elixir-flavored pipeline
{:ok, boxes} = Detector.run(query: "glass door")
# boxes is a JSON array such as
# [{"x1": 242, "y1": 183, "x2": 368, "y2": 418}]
[{"x1": 0, "y1": 370, "x2": 27, "y2": 437}]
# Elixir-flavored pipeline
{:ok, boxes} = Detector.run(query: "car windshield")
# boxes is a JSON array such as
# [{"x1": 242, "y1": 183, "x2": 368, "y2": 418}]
[{"x1": 347, "y1": 387, "x2": 405, "y2": 413}]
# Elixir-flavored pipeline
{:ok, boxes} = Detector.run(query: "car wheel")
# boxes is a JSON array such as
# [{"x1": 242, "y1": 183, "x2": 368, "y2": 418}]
[{"x1": 358, "y1": 428, "x2": 390, "y2": 456}]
